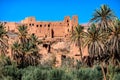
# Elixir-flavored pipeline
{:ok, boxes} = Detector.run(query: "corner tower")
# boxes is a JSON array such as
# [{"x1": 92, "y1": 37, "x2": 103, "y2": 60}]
[
  {"x1": 64, "y1": 16, "x2": 70, "y2": 27},
  {"x1": 72, "y1": 15, "x2": 78, "y2": 27}
]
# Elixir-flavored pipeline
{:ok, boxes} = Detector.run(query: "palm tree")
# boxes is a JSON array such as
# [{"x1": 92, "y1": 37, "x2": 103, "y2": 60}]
[
  {"x1": 83, "y1": 24, "x2": 108, "y2": 56},
  {"x1": 0, "y1": 24, "x2": 8, "y2": 55},
  {"x1": 83, "y1": 24, "x2": 108, "y2": 80},
  {"x1": 29, "y1": 33, "x2": 42, "y2": 47},
  {"x1": 12, "y1": 26, "x2": 42, "y2": 68},
  {"x1": 90, "y1": 4, "x2": 116, "y2": 31},
  {"x1": 71, "y1": 25, "x2": 84, "y2": 62},
  {"x1": 17, "y1": 25, "x2": 28, "y2": 67},
  {"x1": 106, "y1": 19, "x2": 120, "y2": 65},
  {"x1": 11, "y1": 41, "x2": 21, "y2": 64},
  {"x1": 22, "y1": 34, "x2": 41, "y2": 66},
  {"x1": 18, "y1": 25, "x2": 28, "y2": 45}
]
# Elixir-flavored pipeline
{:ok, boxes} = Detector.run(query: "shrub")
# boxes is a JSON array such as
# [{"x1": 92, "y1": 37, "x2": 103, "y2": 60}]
[
  {"x1": 62, "y1": 72, "x2": 74, "y2": 80},
  {"x1": 76, "y1": 68, "x2": 102, "y2": 80},
  {"x1": 112, "y1": 73, "x2": 120, "y2": 80},
  {"x1": 49, "y1": 68, "x2": 64, "y2": 80},
  {"x1": 22, "y1": 66, "x2": 49, "y2": 80},
  {"x1": 3, "y1": 65, "x2": 22, "y2": 80},
  {"x1": 61, "y1": 56, "x2": 74, "y2": 68}
]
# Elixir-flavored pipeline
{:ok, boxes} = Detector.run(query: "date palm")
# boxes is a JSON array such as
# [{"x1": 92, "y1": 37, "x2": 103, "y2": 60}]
[
  {"x1": 12, "y1": 26, "x2": 41, "y2": 67},
  {"x1": 90, "y1": 4, "x2": 116, "y2": 31},
  {"x1": 18, "y1": 25, "x2": 28, "y2": 45},
  {"x1": 11, "y1": 41, "x2": 21, "y2": 64},
  {"x1": 71, "y1": 25, "x2": 84, "y2": 61},
  {"x1": 0, "y1": 24, "x2": 8, "y2": 55},
  {"x1": 83, "y1": 24, "x2": 108, "y2": 56},
  {"x1": 83, "y1": 24, "x2": 109, "y2": 80},
  {"x1": 22, "y1": 34, "x2": 41, "y2": 66},
  {"x1": 106, "y1": 19, "x2": 120, "y2": 65}
]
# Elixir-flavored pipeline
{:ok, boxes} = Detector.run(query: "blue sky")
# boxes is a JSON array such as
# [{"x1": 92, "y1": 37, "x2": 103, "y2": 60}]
[{"x1": 0, "y1": 0, "x2": 120, "y2": 23}]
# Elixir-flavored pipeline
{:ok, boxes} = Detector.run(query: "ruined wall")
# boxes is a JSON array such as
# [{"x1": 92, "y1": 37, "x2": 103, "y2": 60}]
[
  {"x1": 4, "y1": 16, "x2": 78, "y2": 39},
  {"x1": 4, "y1": 22, "x2": 19, "y2": 32}
]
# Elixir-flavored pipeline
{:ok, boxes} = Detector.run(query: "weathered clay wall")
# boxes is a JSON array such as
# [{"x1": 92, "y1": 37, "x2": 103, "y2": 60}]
[
  {"x1": 4, "y1": 16, "x2": 78, "y2": 39},
  {"x1": 21, "y1": 16, "x2": 78, "y2": 38}
]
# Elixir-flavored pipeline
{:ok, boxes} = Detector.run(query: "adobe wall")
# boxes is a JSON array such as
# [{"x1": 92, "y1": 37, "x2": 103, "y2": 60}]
[
  {"x1": 4, "y1": 22, "x2": 19, "y2": 32},
  {"x1": 4, "y1": 16, "x2": 78, "y2": 39}
]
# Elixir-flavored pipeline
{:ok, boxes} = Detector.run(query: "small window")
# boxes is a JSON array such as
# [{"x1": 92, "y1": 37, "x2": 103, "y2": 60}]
[
  {"x1": 40, "y1": 25, "x2": 42, "y2": 27},
  {"x1": 36, "y1": 25, "x2": 38, "y2": 27},
  {"x1": 67, "y1": 20, "x2": 69, "y2": 22},
  {"x1": 32, "y1": 24, "x2": 34, "y2": 26},
  {"x1": 29, "y1": 24, "x2": 31, "y2": 26},
  {"x1": 68, "y1": 29, "x2": 69, "y2": 32},
  {"x1": 68, "y1": 23, "x2": 69, "y2": 26},
  {"x1": 48, "y1": 24, "x2": 50, "y2": 27}
]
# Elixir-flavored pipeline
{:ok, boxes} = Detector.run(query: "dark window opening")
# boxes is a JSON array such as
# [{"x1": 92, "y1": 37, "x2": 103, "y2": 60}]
[
  {"x1": 48, "y1": 24, "x2": 50, "y2": 27},
  {"x1": 51, "y1": 29, "x2": 54, "y2": 38},
  {"x1": 32, "y1": 33, "x2": 35, "y2": 35},
  {"x1": 67, "y1": 20, "x2": 69, "y2": 22},
  {"x1": 36, "y1": 25, "x2": 38, "y2": 27},
  {"x1": 29, "y1": 24, "x2": 31, "y2": 26},
  {"x1": 62, "y1": 55, "x2": 66, "y2": 59},
  {"x1": 32, "y1": 24, "x2": 34, "y2": 26},
  {"x1": 68, "y1": 23, "x2": 69, "y2": 26},
  {"x1": 43, "y1": 44, "x2": 48, "y2": 48},
  {"x1": 68, "y1": 29, "x2": 69, "y2": 32},
  {"x1": 40, "y1": 25, "x2": 42, "y2": 27}
]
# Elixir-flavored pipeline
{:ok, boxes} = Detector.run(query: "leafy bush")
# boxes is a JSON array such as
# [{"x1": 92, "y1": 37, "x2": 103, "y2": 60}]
[
  {"x1": 22, "y1": 66, "x2": 50, "y2": 80},
  {"x1": 112, "y1": 73, "x2": 120, "y2": 80},
  {"x1": 50, "y1": 68, "x2": 64, "y2": 80},
  {"x1": 61, "y1": 56, "x2": 74, "y2": 68},
  {"x1": 3, "y1": 65, "x2": 22, "y2": 80},
  {"x1": 0, "y1": 55, "x2": 22, "y2": 80},
  {"x1": 107, "y1": 65, "x2": 120, "y2": 80},
  {"x1": 76, "y1": 68, "x2": 102, "y2": 80},
  {"x1": 62, "y1": 71, "x2": 74, "y2": 80}
]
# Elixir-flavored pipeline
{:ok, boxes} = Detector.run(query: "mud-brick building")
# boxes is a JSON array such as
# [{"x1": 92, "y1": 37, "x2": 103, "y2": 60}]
[{"x1": 4, "y1": 15, "x2": 78, "y2": 39}]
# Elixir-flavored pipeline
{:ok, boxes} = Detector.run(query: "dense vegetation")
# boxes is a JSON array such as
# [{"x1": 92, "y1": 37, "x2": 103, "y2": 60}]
[{"x1": 0, "y1": 4, "x2": 120, "y2": 80}]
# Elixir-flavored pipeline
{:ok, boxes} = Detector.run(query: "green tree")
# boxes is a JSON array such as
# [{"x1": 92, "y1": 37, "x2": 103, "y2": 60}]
[
  {"x1": 21, "y1": 34, "x2": 41, "y2": 66},
  {"x1": 106, "y1": 19, "x2": 120, "y2": 65},
  {"x1": 71, "y1": 25, "x2": 84, "y2": 62},
  {"x1": 83, "y1": 24, "x2": 108, "y2": 57},
  {"x1": 11, "y1": 41, "x2": 21, "y2": 65},
  {"x1": 83, "y1": 24, "x2": 108, "y2": 80},
  {"x1": 90, "y1": 4, "x2": 116, "y2": 31},
  {"x1": 18, "y1": 25, "x2": 28, "y2": 45},
  {"x1": 12, "y1": 25, "x2": 41, "y2": 68},
  {"x1": 0, "y1": 24, "x2": 8, "y2": 55}
]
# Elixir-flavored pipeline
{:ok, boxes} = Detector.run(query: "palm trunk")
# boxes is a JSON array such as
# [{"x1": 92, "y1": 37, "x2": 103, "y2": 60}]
[
  {"x1": 100, "y1": 62, "x2": 107, "y2": 80},
  {"x1": 79, "y1": 47, "x2": 83, "y2": 61},
  {"x1": 112, "y1": 53, "x2": 115, "y2": 65},
  {"x1": 78, "y1": 38, "x2": 83, "y2": 62}
]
